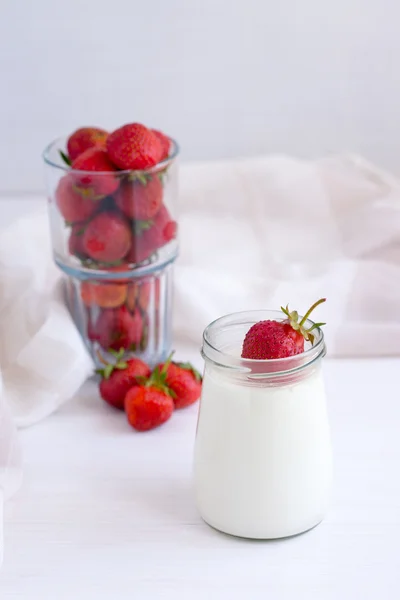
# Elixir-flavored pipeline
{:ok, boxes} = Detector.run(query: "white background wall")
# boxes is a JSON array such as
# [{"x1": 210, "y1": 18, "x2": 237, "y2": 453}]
[{"x1": 1, "y1": 0, "x2": 399, "y2": 193}]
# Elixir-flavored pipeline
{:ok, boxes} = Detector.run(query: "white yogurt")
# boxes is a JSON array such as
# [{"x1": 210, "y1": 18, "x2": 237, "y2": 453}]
[{"x1": 194, "y1": 363, "x2": 332, "y2": 539}]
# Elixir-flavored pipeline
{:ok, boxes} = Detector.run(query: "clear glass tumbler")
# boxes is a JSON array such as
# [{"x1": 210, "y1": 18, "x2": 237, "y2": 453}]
[
  {"x1": 194, "y1": 310, "x2": 332, "y2": 539},
  {"x1": 43, "y1": 136, "x2": 179, "y2": 367}
]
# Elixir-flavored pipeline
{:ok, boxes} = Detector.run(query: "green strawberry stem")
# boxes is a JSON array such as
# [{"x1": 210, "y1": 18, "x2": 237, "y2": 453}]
[
  {"x1": 299, "y1": 298, "x2": 326, "y2": 327},
  {"x1": 281, "y1": 298, "x2": 326, "y2": 345},
  {"x1": 95, "y1": 348, "x2": 128, "y2": 379},
  {"x1": 161, "y1": 351, "x2": 175, "y2": 375},
  {"x1": 140, "y1": 352, "x2": 176, "y2": 397}
]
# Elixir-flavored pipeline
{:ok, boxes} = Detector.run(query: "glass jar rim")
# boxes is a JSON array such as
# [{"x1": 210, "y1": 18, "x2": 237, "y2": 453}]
[
  {"x1": 42, "y1": 135, "x2": 180, "y2": 175},
  {"x1": 202, "y1": 309, "x2": 326, "y2": 378}
]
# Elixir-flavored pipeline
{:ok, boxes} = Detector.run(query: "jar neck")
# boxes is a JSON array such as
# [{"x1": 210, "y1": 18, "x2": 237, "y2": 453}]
[
  {"x1": 202, "y1": 348, "x2": 325, "y2": 387},
  {"x1": 201, "y1": 310, "x2": 326, "y2": 387}
]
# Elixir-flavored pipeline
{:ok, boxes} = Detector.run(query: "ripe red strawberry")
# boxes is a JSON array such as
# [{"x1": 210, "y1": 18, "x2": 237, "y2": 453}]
[
  {"x1": 96, "y1": 349, "x2": 151, "y2": 410},
  {"x1": 127, "y1": 205, "x2": 177, "y2": 264},
  {"x1": 124, "y1": 360, "x2": 175, "y2": 431},
  {"x1": 241, "y1": 299, "x2": 326, "y2": 360},
  {"x1": 93, "y1": 305, "x2": 143, "y2": 351},
  {"x1": 71, "y1": 147, "x2": 119, "y2": 197},
  {"x1": 81, "y1": 280, "x2": 127, "y2": 309},
  {"x1": 151, "y1": 129, "x2": 171, "y2": 161},
  {"x1": 87, "y1": 308, "x2": 114, "y2": 344},
  {"x1": 113, "y1": 306, "x2": 143, "y2": 350},
  {"x1": 163, "y1": 220, "x2": 178, "y2": 241},
  {"x1": 115, "y1": 175, "x2": 163, "y2": 220},
  {"x1": 125, "y1": 386, "x2": 174, "y2": 431},
  {"x1": 56, "y1": 175, "x2": 98, "y2": 223},
  {"x1": 159, "y1": 361, "x2": 202, "y2": 409},
  {"x1": 126, "y1": 279, "x2": 152, "y2": 312},
  {"x1": 68, "y1": 223, "x2": 87, "y2": 258},
  {"x1": 107, "y1": 123, "x2": 163, "y2": 170},
  {"x1": 82, "y1": 212, "x2": 131, "y2": 263},
  {"x1": 67, "y1": 127, "x2": 108, "y2": 161}
]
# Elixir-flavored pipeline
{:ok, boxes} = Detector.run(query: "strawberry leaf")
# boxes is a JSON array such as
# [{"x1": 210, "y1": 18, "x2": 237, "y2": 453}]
[
  {"x1": 134, "y1": 219, "x2": 153, "y2": 234},
  {"x1": 280, "y1": 299, "x2": 326, "y2": 346},
  {"x1": 157, "y1": 167, "x2": 169, "y2": 186},
  {"x1": 144, "y1": 353, "x2": 175, "y2": 396},
  {"x1": 281, "y1": 305, "x2": 290, "y2": 319},
  {"x1": 72, "y1": 184, "x2": 103, "y2": 202},
  {"x1": 128, "y1": 171, "x2": 151, "y2": 185},
  {"x1": 166, "y1": 387, "x2": 177, "y2": 399},
  {"x1": 137, "y1": 173, "x2": 148, "y2": 185},
  {"x1": 99, "y1": 259, "x2": 124, "y2": 268},
  {"x1": 109, "y1": 348, "x2": 125, "y2": 360},
  {"x1": 175, "y1": 361, "x2": 202, "y2": 382},
  {"x1": 115, "y1": 361, "x2": 128, "y2": 370},
  {"x1": 104, "y1": 363, "x2": 113, "y2": 379},
  {"x1": 95, "y1": 347, "x2": 131, "y2": 378},
  {"x1": 308, "y1": 322, "x2": 326, "y2": 332},
  {"x1": 59, "y1": 150, "x2": 72, "y2": 166}
]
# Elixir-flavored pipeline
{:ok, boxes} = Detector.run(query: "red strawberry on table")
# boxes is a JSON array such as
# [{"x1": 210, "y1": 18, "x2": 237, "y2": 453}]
[
  {"x1": 159, "y1": 361, "x2": 202, "y2": 409},
  {"x1": 124, "y1": 359, "x2": 175, "y2": 431},
  {"x1": 71, "y1": 147, "x2": 119, "y2": 197},
  {"x1": 115, "y1": 175, "x2": 163, "y2": 220},
  {"x1": 241, "y1": 299, "x2": 326, "y2": 360},
  {"x1": 151, "y1": 129, "x2": 171, "y2": 161},
  {"x1": 82, "y1": 211, "x2": 131, "y2": 263},
  {"x1": 67, "y1": 127, "x2": 108, "y2": 161},
  {"x1": 93, "y1": 305, "x2": 143, "y2": 351},
  {"x1": 96, "y1": 349, "x2": 151, "y2": 410},
  {"x1": 107, "y1": 123, "x2": 163, "y2": 170},
  {"x1": 56, "y1": 176, "x2": 98, "y2": 223},
  {"x1": 125, "y1": 386, "x2": 174, "y2": 431}
]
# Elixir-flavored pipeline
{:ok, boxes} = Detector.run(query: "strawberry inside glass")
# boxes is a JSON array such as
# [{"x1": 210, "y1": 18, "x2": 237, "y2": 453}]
[{"x1": 43, "y1": 122, "x2": 179, "y2": 368}]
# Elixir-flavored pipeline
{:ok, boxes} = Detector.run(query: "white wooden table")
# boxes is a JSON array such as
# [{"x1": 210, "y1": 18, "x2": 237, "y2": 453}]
[{"x1": 1, "y1": 357, "x2": 399, "y2": 599}]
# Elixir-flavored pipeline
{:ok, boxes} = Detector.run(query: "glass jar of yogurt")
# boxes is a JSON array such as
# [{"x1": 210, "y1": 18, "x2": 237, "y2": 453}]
[{"x1": 194, "y1": 310, "x2": 332, "y2": 539}]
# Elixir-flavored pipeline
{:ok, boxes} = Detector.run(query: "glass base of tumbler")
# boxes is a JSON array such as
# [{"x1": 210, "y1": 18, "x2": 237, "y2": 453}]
[{"x1": 60, "y1": 258, "x2": 175, "y2": 368}]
